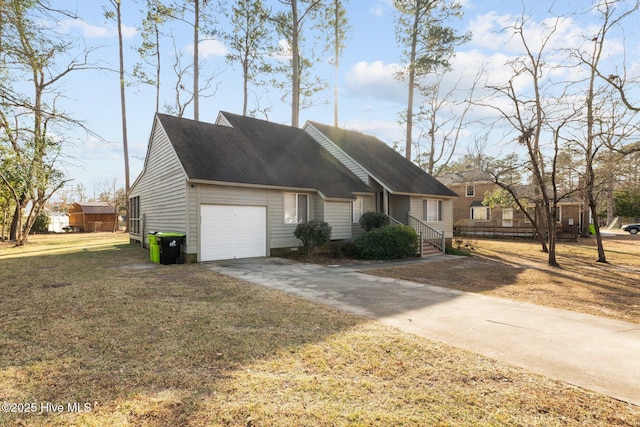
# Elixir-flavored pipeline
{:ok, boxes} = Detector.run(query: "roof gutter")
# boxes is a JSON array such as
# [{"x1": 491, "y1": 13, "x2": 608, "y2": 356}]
[{"x1": 186, "y1": 178, "x2": 363, "y2": 201}]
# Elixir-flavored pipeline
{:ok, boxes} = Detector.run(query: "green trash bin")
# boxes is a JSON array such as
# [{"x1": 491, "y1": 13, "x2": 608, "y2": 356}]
[
  {"x1": 157, "y1": 232, "x2": 186, "y2": 265},
  {"x1": 148, "y1": 231, "x2": 160, "y2": 263}
]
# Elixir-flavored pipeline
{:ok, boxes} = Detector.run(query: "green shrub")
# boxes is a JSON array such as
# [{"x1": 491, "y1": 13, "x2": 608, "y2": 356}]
[
  {"x1": 294, "y1": 221, "x2": 332, "y2": 256},
  {"x1": 354, "y1": 225, "x2": 419, "y2": 260},
  {"x1": 359, "y1": 211, "x2": 389, "y2": 232},
  {"x1": 29, "y1": 211, "x2": 50, "y2": 234}
]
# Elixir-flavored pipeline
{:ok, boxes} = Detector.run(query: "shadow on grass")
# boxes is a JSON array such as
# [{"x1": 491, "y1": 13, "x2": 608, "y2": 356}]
[
  {"x1": 365, "y1": 237, "x2": 640, "y2": 324},
  {"x1": 1, "y1": 235, "x2": 639, "y2": 426},
  {"x1": 0, "y1": 236, "x2": 366, "y2": 425}
]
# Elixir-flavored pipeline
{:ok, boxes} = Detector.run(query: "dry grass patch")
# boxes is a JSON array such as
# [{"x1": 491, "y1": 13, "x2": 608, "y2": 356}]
[
  {"x1": 0, "y1": 233, "x2": 638, "y2": 426},
  {"x1": 367, "y1": 235, "x2": 640, "y2": 323}
]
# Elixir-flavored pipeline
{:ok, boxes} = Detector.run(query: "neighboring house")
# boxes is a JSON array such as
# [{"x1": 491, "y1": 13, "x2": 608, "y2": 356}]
[
  {"x1": 305, "y1": 122, "x2": 458, "y2": 247},
  {"x1": 439, "y1": 169, "x2": 583, "y2": 235},
  {"x1": 438, "y1": 169, "x2": 527, "y2": 228},
  {"x1": 68, "y1": 202, "x2": 117, "y2": 232},
  {"x1": 129, "y1": 112, "x2": 457, "y2": 262}
]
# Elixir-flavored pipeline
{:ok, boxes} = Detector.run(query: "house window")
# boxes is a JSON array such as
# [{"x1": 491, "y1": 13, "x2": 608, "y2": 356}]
[
  {"x1": 129, "y1": 196, "x2": 140, "y2": 234},
  {"x1": 423, "y1": 199, "x2": 443, "y2": 222},
  {"x1": 352, "y1": 197, "x2": 364, "y2": 223},
  {"x1": 466, "y1": 185, "x2": 475, "y2": 197},
  {"x1": 471, "y1": 206, "x2": 491, "y2": 220},
  {"x1": 284, "y1": 193, "x2": 308, "y2": 224}
]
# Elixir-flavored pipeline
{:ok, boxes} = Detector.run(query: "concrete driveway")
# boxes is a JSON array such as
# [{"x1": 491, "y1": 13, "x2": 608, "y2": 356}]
[{"x1": 206, "y1": 256, "x2": 640, "y2": 406}]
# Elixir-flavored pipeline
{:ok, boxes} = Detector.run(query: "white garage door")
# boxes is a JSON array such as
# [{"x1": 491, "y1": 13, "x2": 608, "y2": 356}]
[{"x1": 200, "y1": 205, "x2": 267, "y2": 261}]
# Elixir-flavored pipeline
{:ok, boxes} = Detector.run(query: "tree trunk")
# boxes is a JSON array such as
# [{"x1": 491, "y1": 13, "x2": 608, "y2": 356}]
[
  {"x1": 291, "y1": 0, "x2": 300, "y2": 127},
  {"x1": 193, "y1": 0, "x2": 200, "y2": 121},
  {"x1": 405, "y1": 2, "x2": 421, "y2": 161},
  {"x1": 116, "y1": 0, "x2": 130, "y2": 232},
  {"x1": 333, "y1": 0, "x2": 339, "y2": 127},
  {"x1": 154, "y1": 23, "x2": 161, "y2": 112},
  {"x1": 242, "y1": 58, "x2": 248, "y2": 115},
  {"x1": 9, "y1": 194, "x2": 27, "y2": 241}
]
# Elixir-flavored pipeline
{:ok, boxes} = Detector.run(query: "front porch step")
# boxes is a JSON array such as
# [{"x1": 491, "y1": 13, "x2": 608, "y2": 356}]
[{"x1": 420, "y1": 240, "x2": 442, "y2": 256}]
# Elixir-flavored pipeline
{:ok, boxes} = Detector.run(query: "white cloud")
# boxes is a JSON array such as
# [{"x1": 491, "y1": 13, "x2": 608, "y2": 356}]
[
  {"x1": 371, "y1": 5, "x2": 384, "y2": 17},
  {"x1": 186, "y1": 39, "x2": 228, "y2": 58},
  {"x1": 370, "y1": 0, "x2": 394, "y2": 17},
  {"x1": 270, "y1": 39, "x2": 292, "y2": 62},
  {"x1": 58, "y1": 19, "x2": 136, "y2": 39},
  {"x1": 345, "y1": 61, "x2": 406, "y2": 104}
]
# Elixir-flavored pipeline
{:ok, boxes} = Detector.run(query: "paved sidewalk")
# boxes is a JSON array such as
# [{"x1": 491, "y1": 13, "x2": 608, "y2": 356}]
[{"x1": 206, "y1": 257, "x2": 640, "y2": 406}]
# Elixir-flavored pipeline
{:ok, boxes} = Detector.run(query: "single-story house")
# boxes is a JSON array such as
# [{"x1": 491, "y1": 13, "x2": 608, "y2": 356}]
[
  {"x1": 129, "y1": 112, "x2": 457, "y2": 261},
  {"x1": 68, "y1": 202, "x2": 117, "y2": 232}
]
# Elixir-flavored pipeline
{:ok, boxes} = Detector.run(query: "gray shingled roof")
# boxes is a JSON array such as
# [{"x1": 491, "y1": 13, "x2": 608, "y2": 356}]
[
  {"x1": 156, "y1": 113, "x2": 371, "y2": 199},
  {"x1": 308, "y1": 122, "x2": 458, "y2": 197},
  {"x1": 71, "y1": 202, "x2": 116, "y2": 215}
]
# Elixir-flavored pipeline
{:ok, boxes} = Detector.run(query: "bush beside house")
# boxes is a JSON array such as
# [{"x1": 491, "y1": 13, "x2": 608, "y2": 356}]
[
  {"x1": 358, "y1": 211, "x2": 390, "y2": 232},
  {"x1": 294, "y1": 221, "x2": 332, "y2": 257},
  {"x1": 354, "y1": 225, "x2": 419, "y2": 260}
]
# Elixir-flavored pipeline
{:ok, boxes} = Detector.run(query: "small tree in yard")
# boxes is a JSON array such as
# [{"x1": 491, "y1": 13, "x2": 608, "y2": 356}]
[{"x1": 294, "y1": 221, "x2": 332, "y2": 257}]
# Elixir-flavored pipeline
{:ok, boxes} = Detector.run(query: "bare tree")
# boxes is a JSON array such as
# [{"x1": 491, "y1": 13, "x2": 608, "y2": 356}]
[
  {"x1": 0, "y1": 0, "x2": 90, "y2": 245},
  {"x1": 393, "y1": 0, "x2": 469, "y2": 161},
  {"x1": 570, "y1": 0, "x2": 640, "y2": 261},
  {"x1": 483, "y1": 14, "x2": 572, "y2": 266},
  {"x1": 409, "y1": 68, "x2": 481, "y2": 175},
  {"x1": 105, "y1": 0, "x2": 130, "y2": 232},
  {"x1": 163, "y1": 32, "x2": 220, "y2": 117}
]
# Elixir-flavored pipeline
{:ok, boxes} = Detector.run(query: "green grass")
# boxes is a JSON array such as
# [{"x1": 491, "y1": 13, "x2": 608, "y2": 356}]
[{"x1": 0, "y1": 233, "x2": 638, "y2": 426}]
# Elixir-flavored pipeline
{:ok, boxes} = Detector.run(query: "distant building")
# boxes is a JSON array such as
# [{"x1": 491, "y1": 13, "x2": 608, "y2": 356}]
[
  {"x1": 438, "y1": 169, "x2": 583, "y2": 236},
  {"x1": 47, "y1": 212, "x2": 69, "y2": 233},
  {"x1": 68, "y1": 202, "x2": 117, "y2": 232}
]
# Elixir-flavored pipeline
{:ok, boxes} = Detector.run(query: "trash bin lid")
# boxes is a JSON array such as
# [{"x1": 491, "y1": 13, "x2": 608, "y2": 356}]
[{"x1": 156, "y1": 231, "x2": 185, "y2": 237}]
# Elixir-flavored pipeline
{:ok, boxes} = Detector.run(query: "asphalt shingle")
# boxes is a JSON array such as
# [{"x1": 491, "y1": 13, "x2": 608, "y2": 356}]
[
  {"x1": 156, "y1": 113, "x2": 371, "y2": 199},
  {"x1": 308, "y1": 121, "x2": 458, "y2": 197}
]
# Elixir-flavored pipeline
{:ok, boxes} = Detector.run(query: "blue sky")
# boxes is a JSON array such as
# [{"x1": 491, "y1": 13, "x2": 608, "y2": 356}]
[{"x1": 42, "y1": 0, "x2": 640, "y2": 198}]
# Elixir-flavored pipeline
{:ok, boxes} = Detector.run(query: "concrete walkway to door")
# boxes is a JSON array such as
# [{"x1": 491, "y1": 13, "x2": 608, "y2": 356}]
[{"x1": 205, "y1": 256, "x2": 640, "y2": 406}]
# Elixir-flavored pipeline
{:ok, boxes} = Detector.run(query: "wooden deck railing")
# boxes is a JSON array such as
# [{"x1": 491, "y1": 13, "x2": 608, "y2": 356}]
[{"x1": 409, "y1": 215, "x2": 445, "y2": 254}]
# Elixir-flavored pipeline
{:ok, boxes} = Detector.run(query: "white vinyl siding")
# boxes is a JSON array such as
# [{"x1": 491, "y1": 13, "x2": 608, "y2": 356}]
[
  {"x1": 304, "y1": 123, "x2": 369, "y2": 183},
  {"x1": 129, "y1": 120, "x2": 188, "y2": 248},
  {"x1": 326, "y1": 201, "x2": 352, "y2": 239}
]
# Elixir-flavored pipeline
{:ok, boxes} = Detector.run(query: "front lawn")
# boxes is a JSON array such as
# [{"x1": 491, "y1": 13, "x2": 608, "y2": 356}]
[
  {"x1": 367, "y1": 235, "x2": 640, "y2": 324},
  {"x1": 0, "y1": 233, "x2": 637, "y2": 426}
]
